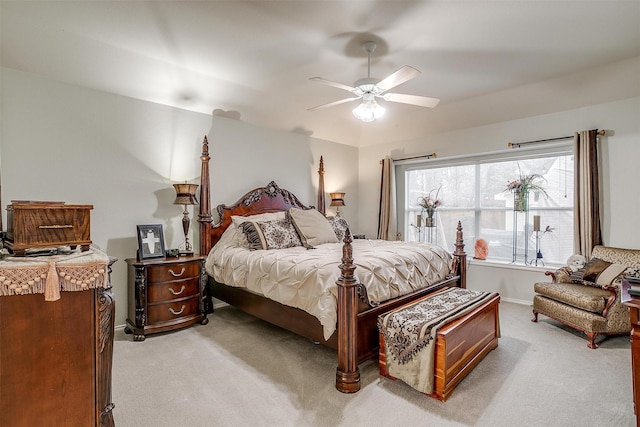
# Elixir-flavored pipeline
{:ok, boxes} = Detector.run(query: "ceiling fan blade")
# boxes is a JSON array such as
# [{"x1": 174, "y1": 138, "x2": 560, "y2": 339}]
[
  {"x1": 307, "y1": 97, "x2": 361, "y2": 111},
  {"x1": 309, "y1": 77, "x2": 355, "y2": 92},
  {"x1": 376, "y1": 66, "x2": 421, "y2": 92},
  {"x1": 383, "y1": 93, "x2": 440, "y2": 108}
]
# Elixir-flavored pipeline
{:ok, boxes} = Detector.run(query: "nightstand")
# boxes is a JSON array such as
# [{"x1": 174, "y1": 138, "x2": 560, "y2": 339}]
[{"x1": 124, "y1": 255, "x2": 208, "y2": 341}]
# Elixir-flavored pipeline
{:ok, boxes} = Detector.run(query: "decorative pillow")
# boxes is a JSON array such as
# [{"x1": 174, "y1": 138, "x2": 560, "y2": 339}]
[
  {"x1": 327, "y1": 216, "x2": 350, "y2": 242},
  {"x1": 288, "y1": 208, "x2": 338, "y2": 248},
  {"x1": 624, "y1": 267, "x2": 640, "y2": 279},
  {"x1": 238, "y1": 221, "x2": 266, "y2": 250},
  {"x1": 257, "y1": 218, "x2": 302, "y2": 249},
  {"x1": 571, "y1": 257, "x2": 627, "y2": 287}
]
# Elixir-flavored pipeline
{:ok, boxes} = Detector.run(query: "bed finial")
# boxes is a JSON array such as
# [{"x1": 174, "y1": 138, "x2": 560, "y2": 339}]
[
  {"x1": 199, "y1": 135, "x2": 213, "y2": 256},
  {"x1": 336, "y1": 227, "x2": 361, "y2": 393},
  {"x1": 453, "y1": 221, "x2": 467, "y2": 289},
  {"x1": 317, "y1": 156, "x2": 326, "y2": 214}
]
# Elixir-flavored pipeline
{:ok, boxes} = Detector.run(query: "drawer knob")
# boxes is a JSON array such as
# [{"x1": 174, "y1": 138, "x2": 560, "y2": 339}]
[
  {"x1": 168, "y1": 285, "x2": 186, "y2": 296},
  {"x1": 168, "y1": 267, "x2": 186, "y2": 277},
  {"x1": 169, "y1": 305, "x2": 185, "y2": 316}
]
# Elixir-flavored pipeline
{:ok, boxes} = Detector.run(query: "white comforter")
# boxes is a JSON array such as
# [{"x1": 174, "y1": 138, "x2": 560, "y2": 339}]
[{"x1": 205, "y1": 224, "x2": 453, "y2": 340}]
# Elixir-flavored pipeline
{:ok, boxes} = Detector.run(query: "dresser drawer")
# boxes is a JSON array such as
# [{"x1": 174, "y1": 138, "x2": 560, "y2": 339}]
[
  {"x1": 125, "y1": 255, "x2": 207, "y2": 341},
  {"x1": 147, "y1": 296, "x2": 200, "y2": 324},
  {"x1": 147, "y1": 278, "x2": 200, "y2": 303},
  {"x1": 147, "y1": 261, "x2": 200, "y2": 283}
]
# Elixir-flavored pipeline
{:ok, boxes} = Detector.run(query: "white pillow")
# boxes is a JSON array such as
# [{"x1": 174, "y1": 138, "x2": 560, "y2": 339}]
[
  {"x1": 288, "y1": 208, "x2": 338, "y2": 247},
  {"x1": 231, "y1": 211, "x2": 286, "y2": 227}
]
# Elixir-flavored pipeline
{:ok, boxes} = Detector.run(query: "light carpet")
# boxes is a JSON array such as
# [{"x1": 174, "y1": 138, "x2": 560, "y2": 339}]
[{"x1": 112, "y1": 301, "x2": 635, "y2": 426}]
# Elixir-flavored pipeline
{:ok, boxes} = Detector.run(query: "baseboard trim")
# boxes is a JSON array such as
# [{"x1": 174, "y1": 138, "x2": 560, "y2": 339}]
[{"x1": 499, "y1": 296, "x2": 531, "y2": 306}]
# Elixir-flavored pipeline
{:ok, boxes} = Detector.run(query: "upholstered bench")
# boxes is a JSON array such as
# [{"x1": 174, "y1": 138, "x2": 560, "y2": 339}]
[{"x1": 378, "y1": 287, "x2": 500, "y2": 401}]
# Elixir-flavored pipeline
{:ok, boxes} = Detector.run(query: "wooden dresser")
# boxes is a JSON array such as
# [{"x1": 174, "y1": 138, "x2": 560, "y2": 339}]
[
  {"x1": 0, "y1": 256, "x2": 116, "y2": 427},
  {"x1": 622, "y1": 282, "x2": 640, "y2": 427},
  {"x1": 125, "y1": 255, "x2": 208, "y2": 340}
]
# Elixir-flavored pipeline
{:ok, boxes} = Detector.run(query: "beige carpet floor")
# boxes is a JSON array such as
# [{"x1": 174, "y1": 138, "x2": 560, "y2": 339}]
[{"x1": 112, "y1": 301, "x2": 635, "y2": 426}]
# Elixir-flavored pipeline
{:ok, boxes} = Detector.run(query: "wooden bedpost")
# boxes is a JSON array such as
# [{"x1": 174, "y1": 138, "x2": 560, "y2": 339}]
[
  {"x1": 317, "y1": 156, "x2": 326, "y2": 214},
  {"x1": 335, "y1": 228, "x2": 360, "y2": 393},
  {"x1": 454, "y1": 221, "x2": 467, "y2": 289},
  {"x1": 198, "y1": 136, "x2": 213, "y2": 256}
]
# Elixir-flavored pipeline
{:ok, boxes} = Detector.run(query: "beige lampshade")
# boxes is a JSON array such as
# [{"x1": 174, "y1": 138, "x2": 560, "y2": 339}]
[
  {"x1": 329, "y1": 192, "x2": 345, "y2": 207},
  {"x1": 173, "y1": 183, "x2": 199, "y2": 205}
]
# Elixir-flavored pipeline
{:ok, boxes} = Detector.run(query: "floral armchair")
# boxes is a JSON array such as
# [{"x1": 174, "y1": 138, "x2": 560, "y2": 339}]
[{"x1": 532, "y1": 245, "x2": 640, "y2": 348}]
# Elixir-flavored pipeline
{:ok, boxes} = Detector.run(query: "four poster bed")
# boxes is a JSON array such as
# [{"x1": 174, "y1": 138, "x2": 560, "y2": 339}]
[{"x1": 196, "y1": 137, "x2": 467, "y2": 393}]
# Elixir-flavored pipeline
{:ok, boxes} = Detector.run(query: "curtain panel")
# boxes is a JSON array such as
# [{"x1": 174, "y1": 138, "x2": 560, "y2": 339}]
[
  {"x1": 377, "y1": 157, "x2": 397, "y2": 240},
  {"x1": 573, "y1": 129, "x2": 602, "y2": 258}
]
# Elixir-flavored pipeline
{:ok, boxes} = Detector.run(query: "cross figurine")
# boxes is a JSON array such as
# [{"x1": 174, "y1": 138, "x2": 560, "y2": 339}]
[{"x1": 142, "y1": 230, "x2": 160, "y2": 254}]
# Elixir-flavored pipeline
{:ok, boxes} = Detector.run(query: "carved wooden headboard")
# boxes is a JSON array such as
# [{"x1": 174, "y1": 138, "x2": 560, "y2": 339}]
[{"x1": 197, "y1": 136, "x2": 316, "y2": 255}]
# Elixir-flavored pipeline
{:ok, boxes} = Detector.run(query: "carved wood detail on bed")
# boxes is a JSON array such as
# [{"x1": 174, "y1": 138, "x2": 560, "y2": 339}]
[{"x1": 196, "y1": 135, "x2": 467, "y2": 394}]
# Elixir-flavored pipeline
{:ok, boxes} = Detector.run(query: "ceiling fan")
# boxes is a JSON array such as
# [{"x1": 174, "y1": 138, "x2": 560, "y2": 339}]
[{"x1": 308, "y1": 41, "x2": 440, "y2": 122}]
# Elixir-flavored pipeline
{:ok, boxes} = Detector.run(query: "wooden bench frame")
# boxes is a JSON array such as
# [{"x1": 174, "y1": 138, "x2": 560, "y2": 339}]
[{"x1": 379, "y1": 293, "x2": 500, "y2": 401}]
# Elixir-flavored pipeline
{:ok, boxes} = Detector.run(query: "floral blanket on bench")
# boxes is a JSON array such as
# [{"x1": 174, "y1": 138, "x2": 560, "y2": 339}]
[{"x1": 378, "y1": 287, "x2": 498, "y2": 393}]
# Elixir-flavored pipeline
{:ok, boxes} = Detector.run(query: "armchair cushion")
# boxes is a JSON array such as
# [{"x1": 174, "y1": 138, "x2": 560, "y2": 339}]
[{"x1": 534, "y1": 282, "x2": 610, "y2": 314}]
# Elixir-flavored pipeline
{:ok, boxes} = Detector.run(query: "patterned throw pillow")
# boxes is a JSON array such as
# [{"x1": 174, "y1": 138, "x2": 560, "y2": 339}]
[
  {"x1": 257, "y1": 218, "x2": 302, "y2": 249},
  {"x1": 327, "y1": 216, "x2": 350, "y2": 242},
  {"x1": 624, "y1": 267, "x2": 640, "y2": 279},
  {"x1": 238, "y1": 221, "x2": 266, "y2": 250},
  {"x1": 570, "y1": 258, "x2": 610, "y2": 287},
  {"x1": 570, "y1": 257, "x2": 629, "y2": 288}
]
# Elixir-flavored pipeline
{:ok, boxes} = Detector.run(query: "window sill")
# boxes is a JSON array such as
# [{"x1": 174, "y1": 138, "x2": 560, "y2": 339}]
[{"x1": 468, "y1": 258, "x2": 562, "y2": 273}]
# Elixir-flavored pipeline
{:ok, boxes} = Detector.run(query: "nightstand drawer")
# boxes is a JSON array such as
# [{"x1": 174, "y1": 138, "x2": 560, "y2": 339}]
[
  {"x1": 147, "y1": 296, "x2": 200, "y2": 324},
  {"x1": 147, "y1": 261, "x2": 200, "y2": 283},
  {"x1": 148, "y1": 278, "x2": 200, "y2": 303}
]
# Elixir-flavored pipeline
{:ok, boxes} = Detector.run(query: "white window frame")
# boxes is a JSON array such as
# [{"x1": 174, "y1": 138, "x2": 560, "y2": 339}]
[{"x1": 395, "y1": 142, "x2": 574, "y2": 266}]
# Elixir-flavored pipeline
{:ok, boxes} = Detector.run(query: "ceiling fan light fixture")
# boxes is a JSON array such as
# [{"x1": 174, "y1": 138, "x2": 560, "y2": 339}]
[
  {"x1": 352, "y1": 99, "x2": 385, "y2": 122},
  {"x1": 309, "y1": 40, "x2": 440, "y2": 116},
  {"x1": 353, "y1": 78, "x2": 383, "y2": 97}
]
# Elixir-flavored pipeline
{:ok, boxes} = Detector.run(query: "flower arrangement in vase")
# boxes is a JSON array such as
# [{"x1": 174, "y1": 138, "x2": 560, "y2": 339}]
[
  {"x1": 504, "y1": 170, "x2": 548, "y2": 211},
  {"x1": 418, "y1": 187, "x2": 442, "y2": 227}
]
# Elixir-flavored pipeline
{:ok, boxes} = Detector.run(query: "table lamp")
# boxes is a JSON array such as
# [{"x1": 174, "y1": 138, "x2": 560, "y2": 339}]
[
  {"x1": 329, "y1": 192, "x2": 345, "y2": 217},
  {"x1": 173, "y1": 182, "x2": 198, "y2": 255}
]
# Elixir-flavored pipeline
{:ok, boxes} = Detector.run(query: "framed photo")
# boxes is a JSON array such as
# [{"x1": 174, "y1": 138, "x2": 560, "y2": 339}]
[{"x1": 136, "y1": 224, "x2": 166, "y2": 260}]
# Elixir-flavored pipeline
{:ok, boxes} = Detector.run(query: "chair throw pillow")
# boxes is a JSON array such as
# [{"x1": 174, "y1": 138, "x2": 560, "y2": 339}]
[
  {"x1": 570, "y1": 257, "x2": 627, "y2": 287},
  {"x1": 288, "y1": 208, "x2": 338, "y2": 248}
]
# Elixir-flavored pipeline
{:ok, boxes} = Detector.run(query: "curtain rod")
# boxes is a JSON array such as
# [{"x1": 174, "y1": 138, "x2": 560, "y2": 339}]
[
  {"x1": 381, "y1": 153, "x2": 436, "y2": 164},
  {"x1": 508, "y1": 129, "x2": 605, "y2": 148}
]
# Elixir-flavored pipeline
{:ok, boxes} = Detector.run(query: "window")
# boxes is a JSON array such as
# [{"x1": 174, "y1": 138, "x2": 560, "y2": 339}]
[{"x1": 398, "y1": 148, "x2": 574, "y2": 266}]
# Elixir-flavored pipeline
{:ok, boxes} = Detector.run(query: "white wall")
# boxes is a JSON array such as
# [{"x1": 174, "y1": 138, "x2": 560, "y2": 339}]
[
  {"x1": 0, "y1": 68, "x2": 358, "y2": 326},
  {"x1": 358, "y1": 96, "x2": 640, "y2": 302},
  {"x1": 205, "y1": 116, "x2": 359, "y2": 223},
  {"x1": 3, "y1": 58, "x2": 638, "y2": 320}
]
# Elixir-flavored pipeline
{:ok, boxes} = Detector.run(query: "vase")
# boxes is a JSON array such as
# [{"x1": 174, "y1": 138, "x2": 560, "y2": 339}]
[
  {"x1": 513, "y1": 188, "x2": 529, "y2": 212},
  {"x1": 423, "y1": 207, "x2": 436, "y2": 227}
]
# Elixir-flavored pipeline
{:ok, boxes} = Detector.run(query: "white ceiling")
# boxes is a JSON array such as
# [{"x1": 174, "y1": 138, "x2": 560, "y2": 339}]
[{"x1": 2, "y1": 1, "x2": 639, "y2": 147}]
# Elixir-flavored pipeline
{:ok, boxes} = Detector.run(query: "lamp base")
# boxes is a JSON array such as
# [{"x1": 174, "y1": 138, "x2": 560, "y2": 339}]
[{"x1": 179, "y1": 250, "x2": 194, "y2": 256}]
